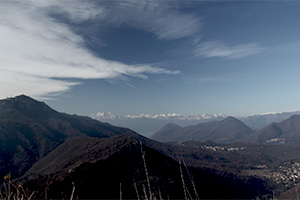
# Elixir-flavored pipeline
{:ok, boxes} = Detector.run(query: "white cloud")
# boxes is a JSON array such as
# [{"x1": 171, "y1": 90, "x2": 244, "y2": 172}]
[
  {"x1": 0, "y1": 0, "x2": 184, "y2": 99},
  {"x1": 0, "y1": 70, "x2": 78, "y2": 99},
  {"x1": 194, "y1": 41, "x2": 264, "y2": 59}
]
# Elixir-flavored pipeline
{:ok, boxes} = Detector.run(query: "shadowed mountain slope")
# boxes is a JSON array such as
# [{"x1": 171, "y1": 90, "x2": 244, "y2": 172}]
[
  {"x1": 0, "y1": 95, "x2": 137, "y2": 178},
  {"x1": 150, "y1": 122, "x2": 182, "y2": 142},
  {"x1": 21, "y1": 135, "x2": 273, "y2": 199},
  {"x1": 240, "y1": 115, "x2": 300, "y2": 147},
  {"x1": 152, "y1": 117, "x2": 255, "y2": 143}
]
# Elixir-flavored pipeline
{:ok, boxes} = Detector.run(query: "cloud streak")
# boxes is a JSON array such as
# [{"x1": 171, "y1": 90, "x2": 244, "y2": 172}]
[
  {"x1": 194, "y1": 41, "x2": 264, "y2": 59},
  {"x1": 0, "y1": 0, "x2": 187, "y2": 99},
  {"x1": 108, "y1": 1, "x2": 202, "y2": 40}
]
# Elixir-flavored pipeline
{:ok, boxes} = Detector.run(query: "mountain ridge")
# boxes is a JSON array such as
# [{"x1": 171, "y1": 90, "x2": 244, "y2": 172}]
[
  {"x1": 21, "y1": 134, "x2": 275, "y2": 199},
  {"x1": 0, "y1": 95, "x2": 137, "y2": 178},
  {"x1": 151, "y1": 116, "x2": 255, "y2": 143},
  {"x1": 240, "y1": 114, "x2": 300, "y2": 147}
]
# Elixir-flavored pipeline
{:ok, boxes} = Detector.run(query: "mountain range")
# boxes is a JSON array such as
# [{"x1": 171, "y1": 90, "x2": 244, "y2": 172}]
[
  {"x1": 1, "y1": 95, "x2": 300, "y2": 199},
  {"x1": 239, "y1": 111, "x2": 300, "y2": 130},
  {"x1": 241, "y1": 115, "x2": 300, "y2": 146},
  {"x1": 91, "y1": 112, "x2": 227, "y2": 137},
  {"x1": 152, "y1": 114, "x2": 300, "y2": 148},
  {"x1": 91, "y1": 111, "x2": 300, "y2": 137}
]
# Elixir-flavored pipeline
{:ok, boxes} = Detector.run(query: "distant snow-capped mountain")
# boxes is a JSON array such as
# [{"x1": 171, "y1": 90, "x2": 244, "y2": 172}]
[
  {"x1": 91, "y1": 111, "x2": 300, "y2": 137},
  {"x1": 91, "y1": 112, "x2": 227, "y2": 137},
  {"x1": 91, "y1": 112, "x2": 227, "y2": 121},
  {"x1": 91, "y1": 112, "x2": 120, "y2": 120}
]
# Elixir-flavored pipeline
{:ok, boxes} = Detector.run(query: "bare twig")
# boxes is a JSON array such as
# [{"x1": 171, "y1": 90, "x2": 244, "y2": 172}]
[
  {"x1": 181, "y1": 157, "x2": 199, "y2": 200},
  {"x1": 28, "y1": 191, "x2": 35, "y2": 200},
  {"x1": 0, "y1": 190, "x2": 4, "y2": 200},
  {"x1": 158, "y1": 188, "x2": 162, "y2": 200},
  {"x1": 140, "y1": 141, "x2": 152, "y2": 200},
  {"x1": 8, "y1": 173, "x2": 10, "y2": 199},
  {"x1": 0, "y1": 177, "x2": 35, "y2": 200},
  {"x1": 120, "y1": 182, "x2": 122, "y2": 200},
  {"x1": 142, "y1": 184, "x2": 148, "y2": 200},
  {"x1": 179, "y1": 159, "x2": 188, "y2": 200},
  {"x1": 186, "y1": 185, "x2": 193, "y2": 200},
  {"x1": 134, "y1": 181, "x2": 140, "y2": 200},
  {"x1": 294, "y1": 177, "x2": 299, "y2": 200},
  {"x1": 70, "y1": 182, "x2": 75, "y2": 200}
]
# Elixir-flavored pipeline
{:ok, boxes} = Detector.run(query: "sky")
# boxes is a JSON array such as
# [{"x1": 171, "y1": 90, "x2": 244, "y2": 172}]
[{"x1": 1, "y1": 0, "x2": 300, "y2": 117}]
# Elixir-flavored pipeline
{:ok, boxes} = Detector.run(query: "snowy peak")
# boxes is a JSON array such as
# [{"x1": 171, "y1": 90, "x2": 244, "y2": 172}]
[
  {"x1": 91, "y1": 112, "x2": 227, "y2": 121},
  {"x1": 91, "y1": 112, "x2": 119, "y2": 120}
]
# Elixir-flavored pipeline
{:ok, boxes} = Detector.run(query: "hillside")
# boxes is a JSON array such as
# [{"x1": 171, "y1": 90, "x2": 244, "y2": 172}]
[
  {"x1": 151, "y1": 117, "x2": 255, "y2": 143},
  {"x1": 239, "y1": 111, "x2": 300, "y2": 130},
  {"x1": 21, "y1": 135, "x2": 274, "y2": 199},
  {"x1": 150, "y1": 122, "x2": 182, "y2": 142},
  {"x1": 240, "y1": 115, "x2": 300, "y2": 147},
  {"x1": 0, "y1": 95, "x2": 137, "y2": 178}
]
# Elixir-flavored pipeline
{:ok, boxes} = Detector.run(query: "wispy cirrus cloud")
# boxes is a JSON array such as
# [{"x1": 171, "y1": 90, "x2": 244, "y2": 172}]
[
  {"x1": 194, "y1": 41, "x2": 264, "y2": 59},
  {"x1": 95, "y1": 0, "x2": 202, "y2": 40},
  {"x1": 0, "y1": 70, "x2": 78, "y2": 99},
  {"x1": 0, "y1": 0, "x2": 194, "y2": 99}
]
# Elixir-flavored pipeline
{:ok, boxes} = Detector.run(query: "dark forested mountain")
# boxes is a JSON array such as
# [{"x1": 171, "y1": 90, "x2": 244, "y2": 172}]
[
  {"x1": 0, "y1": 95, "x2": 137, "y2": 178},
  {"x1": 151, "y1": 117, "x2": 255, "y2": 143},
  {"x1": 150, "y1": 122, "x2": 182, "y2": 142},
  {"x1": 21, "y1": 135, "x2": 274, "y2": 200},
  {"x1": 240, "y1": 115, "x2": 300, "y2": 147},
  {"x1": 17, "y1": 132, "x2": 300, "y2": 199}
]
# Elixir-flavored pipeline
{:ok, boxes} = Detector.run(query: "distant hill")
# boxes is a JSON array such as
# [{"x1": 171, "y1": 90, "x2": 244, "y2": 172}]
[
  {"x1": 151, "y1": 117, "x2": 255, "y2": 143},
  {"x1": 239, "y1": 111, "x2": 300, "y2": 130},
  {"x1": 0, "y1": 95, "x2": 137, "y2": 178},
  {"x1": 150, "y1": 122, "x2": 182, "y2": 142},
  {"x1": 240, "y1": 115, "x2": 300, "y2": 147}
]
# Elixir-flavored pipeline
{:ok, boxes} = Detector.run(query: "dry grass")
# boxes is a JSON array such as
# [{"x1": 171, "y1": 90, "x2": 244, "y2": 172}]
[{"x1": 0, "y1": 173, "x2": 34, "y2": 200}]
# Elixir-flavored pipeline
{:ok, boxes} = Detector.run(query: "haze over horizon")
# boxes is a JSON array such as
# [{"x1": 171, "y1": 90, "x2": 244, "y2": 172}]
[{"x1": 1, "y1": 1, "x2": 300, "y2": 117}]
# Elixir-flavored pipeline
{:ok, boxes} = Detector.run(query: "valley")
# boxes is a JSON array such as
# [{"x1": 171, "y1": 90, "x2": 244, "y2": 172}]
[{"x1": 1, "y1": 95, "x2": 300, "y2": 199}]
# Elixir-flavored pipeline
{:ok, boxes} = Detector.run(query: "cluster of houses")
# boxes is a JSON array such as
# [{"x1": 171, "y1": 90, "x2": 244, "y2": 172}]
[
  {"x1": 200, "y1": 145, "x2": 246, "y2": 152},
  {"x1": 271, "y1": 163, "x2": 300, "y2": 185}
]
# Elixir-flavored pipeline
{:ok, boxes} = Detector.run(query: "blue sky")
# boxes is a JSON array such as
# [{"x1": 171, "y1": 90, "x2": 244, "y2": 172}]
[{"x1": 1, "y1": 0, "x2": 300, "y2": 117}]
